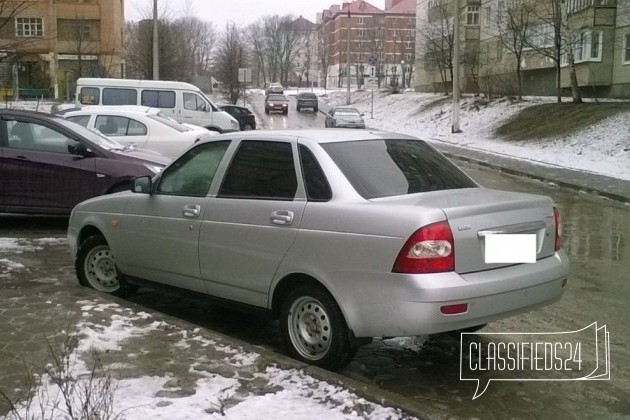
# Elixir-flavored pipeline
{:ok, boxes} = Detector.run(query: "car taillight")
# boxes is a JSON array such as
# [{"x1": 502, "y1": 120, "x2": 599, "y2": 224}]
[
  {"x1": 393, "y1": 221, "x2": 455, "y2": 274},
  {"x1": 553, "y1": 206, "x2": 562, "y2": 251}
]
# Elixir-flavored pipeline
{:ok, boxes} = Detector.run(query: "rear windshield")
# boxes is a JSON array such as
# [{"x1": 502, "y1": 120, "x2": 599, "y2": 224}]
[
  {"x1": 268, "y1": 95, "x2": 286, "y2": 101},
  {"x1": 300, "y1": 93, "x2": 316, "y2": 99},
  {"x1": 321, "y1": 139, "x2": 476, "y2": 199}
]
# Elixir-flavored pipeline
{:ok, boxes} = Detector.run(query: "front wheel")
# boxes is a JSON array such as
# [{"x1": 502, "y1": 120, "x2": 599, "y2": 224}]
[
  {"x1": 280, "y1": 284, "x2": 355, "y2": 370},
  {"x1": 75, "y1": 235, "x2": 136, "y2": 297}
]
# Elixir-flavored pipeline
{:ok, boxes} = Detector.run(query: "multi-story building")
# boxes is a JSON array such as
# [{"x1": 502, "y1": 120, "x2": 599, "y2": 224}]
[
  {"x1": 288, "y1": 15, "x2": 320, "y2": 88},
  {"x1": 0, "y1": 0, "x2": 126, "y2": 100},
  {"x1": 318, "y1": 0, "x2": 416, "y2": 89},
  {"x1": 415, "y1": 0, "x2": 630, "y2": 98}
]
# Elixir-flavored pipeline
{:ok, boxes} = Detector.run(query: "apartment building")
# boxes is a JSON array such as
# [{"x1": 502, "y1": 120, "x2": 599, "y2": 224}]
[
  {"x1": 0, "y1": 0, "x2": 126, "y2": 100},
  {"x1": 288, "y1": 15, "x2": 320, "y2": 88},
  {"x1": 318, "y1": 0, "x2": 416, "y2": 89},
  {"x1": 415, "y1": 0, "x2": 630, "y2": 98}
]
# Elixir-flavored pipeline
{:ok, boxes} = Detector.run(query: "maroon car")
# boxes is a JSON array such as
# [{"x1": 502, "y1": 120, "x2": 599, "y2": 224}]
[{"x1": 0, "y1": 109, "x2": 168, "y2": 215}]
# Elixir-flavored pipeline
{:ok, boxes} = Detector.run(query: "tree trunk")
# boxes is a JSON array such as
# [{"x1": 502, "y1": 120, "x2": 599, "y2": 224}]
[
  {"x1": 567, "y1": 49, "x2": 583, "y2": 104},
  {"x1": 515, "y1": 56, "x2": 522, "y2": 101}
]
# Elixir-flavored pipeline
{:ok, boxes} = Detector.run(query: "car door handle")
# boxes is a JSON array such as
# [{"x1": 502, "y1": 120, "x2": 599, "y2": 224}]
[
  {"x1": 183, "y1": 204, "x2": 201, "y2": 218},
  {"x1": 270, "y1": 210, "x2": 294, "y2": 226}
]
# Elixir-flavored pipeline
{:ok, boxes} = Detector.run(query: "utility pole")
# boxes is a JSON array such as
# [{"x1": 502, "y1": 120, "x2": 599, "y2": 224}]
[
  {"x1": 346, "y1": 3, "x2": 351, "y2": 105},
  {"x1": 152, "y1": 0, "x2": 159, "y2": 80},
  {"x1": 451, "y1": 0, "x2": 461, "y2": 133}
]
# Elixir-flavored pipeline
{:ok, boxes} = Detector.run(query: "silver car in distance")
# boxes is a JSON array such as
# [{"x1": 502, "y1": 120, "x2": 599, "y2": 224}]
[{"x1": 68, "y1": 129, "x2": 569, "y2": 370}]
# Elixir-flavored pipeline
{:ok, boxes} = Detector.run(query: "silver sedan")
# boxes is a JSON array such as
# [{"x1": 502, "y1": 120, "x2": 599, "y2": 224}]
[{"x1": 67, "y1": 129, "x2": 569, "y2": 370}]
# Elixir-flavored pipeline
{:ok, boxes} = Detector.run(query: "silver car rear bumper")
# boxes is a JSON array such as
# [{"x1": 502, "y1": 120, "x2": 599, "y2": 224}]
[{"x1": 328, "y1": 251, "x2": 569, "y2": 338}]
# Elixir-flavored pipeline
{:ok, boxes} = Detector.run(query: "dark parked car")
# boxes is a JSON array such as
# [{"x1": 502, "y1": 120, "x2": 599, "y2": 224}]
[
  {"x1": 0, "y1": 109, "x2": 168, "y2": 215},
  {"x1": 265, "y1": 94, "x2": 289, "y2": 115},
  {"x1": 296, "y1": 92, "x2": 318, "y2": 112},
  {"x1": 325, "y1": 107, "x2": 366, "y2": 129},
  {"x1": 218, "y1": 104, "x2": 256, "y2": 130}
]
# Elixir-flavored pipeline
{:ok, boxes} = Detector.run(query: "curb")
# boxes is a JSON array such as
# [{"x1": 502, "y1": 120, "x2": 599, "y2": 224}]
[{"x1": 432, "y1": 147, "x2": 630, "y2": 205}]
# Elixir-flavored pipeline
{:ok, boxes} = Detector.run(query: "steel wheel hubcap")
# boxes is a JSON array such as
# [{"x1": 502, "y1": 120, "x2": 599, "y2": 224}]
[
  {"x1": 85, "y1": 245, "x2": 119, "y2": 292},
  {"x1": 288, "y1": 296, "x2": 332, "y2": 361}
]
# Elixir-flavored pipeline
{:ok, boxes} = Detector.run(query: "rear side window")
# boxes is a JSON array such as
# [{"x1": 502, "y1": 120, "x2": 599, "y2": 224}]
[
  {"x1": 322, "y1": 139, "x2": 477, "y2": 199},
  {"x1": 79, "y1": 87, "x2": 100, "y2": 105},
  {"x1": 95, "y1": 115, "x2": 147, "y2": 136},
  {"x1": 141, "y1": 90, "x2": 176, "y2": 108},
  {"x1": 66, "y1": 115, "x2": 91, "y2": 127},
  {"x1": 299, "y1": 145, "x2": 332, "y2": 202},
  {"x1": 102, "y1": 88, "x2": 137, "y2": 105},
  {"x1": 218, "y1": 141, "x2": 297, "y2": 200}
]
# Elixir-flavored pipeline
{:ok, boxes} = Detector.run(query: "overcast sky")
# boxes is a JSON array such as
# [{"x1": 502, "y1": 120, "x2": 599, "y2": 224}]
[{"x1": 125, "y1": 0, "x2": 386, "y2": 28}]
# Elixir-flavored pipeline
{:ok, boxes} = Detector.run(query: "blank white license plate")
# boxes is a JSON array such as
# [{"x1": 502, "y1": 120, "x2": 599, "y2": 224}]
[{"x1": 485, "y1": 234, "x2": 536, "y2": 264}]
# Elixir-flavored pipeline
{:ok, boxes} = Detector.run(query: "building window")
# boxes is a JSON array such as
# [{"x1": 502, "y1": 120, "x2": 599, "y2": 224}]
[
  {"x1": 405, "y1": 41, "x2": 413, "y2": 50},
  {"x1": 574, "y1": 30, "x2": 602, "y2": 63},
  {"x1": 624, "y1": 33, "x2": 630, "y2": 63},
  {"x1": 16, "y1": 17, "x2": 43, "y2": 37},
  {"x1": 467, "y1": 6, "x2": 480, "y2": 25},
  {"x1": 358, "y1": 16, "x2": 366, "y2": 25},
  {"x1": 484, "y1": 6, "x2": 492, "y2": 27}
]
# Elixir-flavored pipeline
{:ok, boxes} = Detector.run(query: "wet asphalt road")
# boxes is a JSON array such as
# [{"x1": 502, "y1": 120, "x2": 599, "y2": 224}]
[{"x1": 1, "y1": 97, "x2": 629, "y2": 419}]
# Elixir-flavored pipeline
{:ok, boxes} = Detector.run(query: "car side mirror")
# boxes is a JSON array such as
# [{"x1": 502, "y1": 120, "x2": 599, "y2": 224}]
[
  {"x1": 133, "y1": 175, "x2": 153, "y2": 194},
  {"x1": 68, "y1": 141, "x2": 93, "y2": 157}
]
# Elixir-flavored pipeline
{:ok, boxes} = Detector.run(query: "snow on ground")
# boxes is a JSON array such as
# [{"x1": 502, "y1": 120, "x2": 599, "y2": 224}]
[
  {"x1": 4, "y1": 300, "x2": 413, "y2": 420},
  {"x1": 278, "y1": 88, "x2": 630, "y2": 180}
]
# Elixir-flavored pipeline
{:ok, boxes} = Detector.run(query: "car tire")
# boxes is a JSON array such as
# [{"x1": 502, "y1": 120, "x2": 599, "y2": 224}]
[
  {"x1": 265, "y1": 108, "x2": 269, "y2": 114},
  {"x1": 314, "y1": 108, "x2": 318, "y2": 113},
  {"x1": 283, "y1": 110, "x2": 288, "y2": 115},
  {"x1": 280, "y1": 284, "x2": 355, "y2": 370},
  {"x1": 75, "y1": 235, "x2": 137, "y2": 297},
  {"x1": 297, "y1": 106, "x2": 301, "y2": 112}
]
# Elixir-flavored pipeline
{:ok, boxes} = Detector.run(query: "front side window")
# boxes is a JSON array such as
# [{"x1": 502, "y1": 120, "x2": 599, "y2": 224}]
[
  {"x1": 102, "y1": 88, "x2": 137, "y2": 105},
  {"x1": 183, "y1": 92, "x2": 208, "y2": 111},
  {"x1": 16, "y1": 18, "x2": 43, "y2": 37},
  {"x1": 6, "y1": 120, "x2": 81, "y2": 155},
  {"x1": 141, "y1": 90, "x2": 176, "y2": 108},
  {"x1": 79, "y1": 87, "x2": 100, "y2": 105},
  {"x1": 322, "y1": 139, "x2": 477, "y2": 199},
  {"x1": 218, "y1": 141, "x2": 297, "y2": 201},
  {"x1": 157, "y1": 141, "x2": 231, "y2": 197}
]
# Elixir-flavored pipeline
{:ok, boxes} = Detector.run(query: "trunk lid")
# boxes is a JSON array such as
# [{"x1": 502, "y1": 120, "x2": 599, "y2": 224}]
[{"x1": 376, "y1": 187, "x2": 557, "y2": 274}]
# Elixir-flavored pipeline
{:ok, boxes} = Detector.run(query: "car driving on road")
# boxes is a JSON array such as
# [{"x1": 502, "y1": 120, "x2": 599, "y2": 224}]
[
  {"x1": 296, "y1": 92, "x2": 318, "y2": 112},
  {"x1": 68, "y1": 129, "x2": 568, "y2": 370},
  {"x1": 0, "y1": 109, "x2": 168, "y2": 215},
  {"x1": 265, "y1": 94, "x2": 289, "y2": 115},
  {"x1": 325, "y1": 107, "x2": 366, "y2": 129}
]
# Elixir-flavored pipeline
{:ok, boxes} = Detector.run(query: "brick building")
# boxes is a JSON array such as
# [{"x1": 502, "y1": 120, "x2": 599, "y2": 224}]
[
  {"x1": 318, "y1": 0, "x2": 416, "y2": 89},
  {"x1": 0, "y1": 0, "x2": 126, "y2": 100}
]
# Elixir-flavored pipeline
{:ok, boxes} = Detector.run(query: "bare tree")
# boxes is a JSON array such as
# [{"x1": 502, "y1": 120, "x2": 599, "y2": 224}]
[
  {"x1": 420, "y1": 2, "x2": 455, "y2": 95},
  {"x1": 526, "y1": 0, "x2": 582, "y2": 103},
  {"x1": 214, "y1": 23, "x2": 248, "y2": 103},
  {"x1": 494, "y1": 0, "x2": 535, "y2": 100}
]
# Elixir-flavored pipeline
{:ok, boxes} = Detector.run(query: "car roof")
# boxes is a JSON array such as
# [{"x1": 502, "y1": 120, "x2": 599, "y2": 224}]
[
  {"x1": 0, "y1": 108, "x2": 66, "y2": 122},
  {"x1": 211, "y1": 129, "x2": 418, "y2": 145},
  {"x1": 77, "y1": 105, "x2": 159, "y2": 115}
]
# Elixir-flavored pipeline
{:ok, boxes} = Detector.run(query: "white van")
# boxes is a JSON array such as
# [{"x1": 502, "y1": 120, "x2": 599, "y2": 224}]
[{"x1": 75, "y1": 78, "x2": 240, "y2": 133}]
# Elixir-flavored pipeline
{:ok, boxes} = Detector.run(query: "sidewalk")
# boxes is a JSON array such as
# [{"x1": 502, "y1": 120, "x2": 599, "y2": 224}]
[{"x1": 429, "y1": 140, "x2": 630, "y2": 204}]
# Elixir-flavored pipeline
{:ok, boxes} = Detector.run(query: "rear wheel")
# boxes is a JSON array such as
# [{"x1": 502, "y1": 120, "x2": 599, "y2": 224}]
[
  {"x1": 280, "y1": 284, "x2": 355, "y2": 370},
  {"x1": 75, "y1": 235, "x2": 136, "y2": 297},
  {"x1": 283, "y1": 110, "x2": 288, "y2": 115}
]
